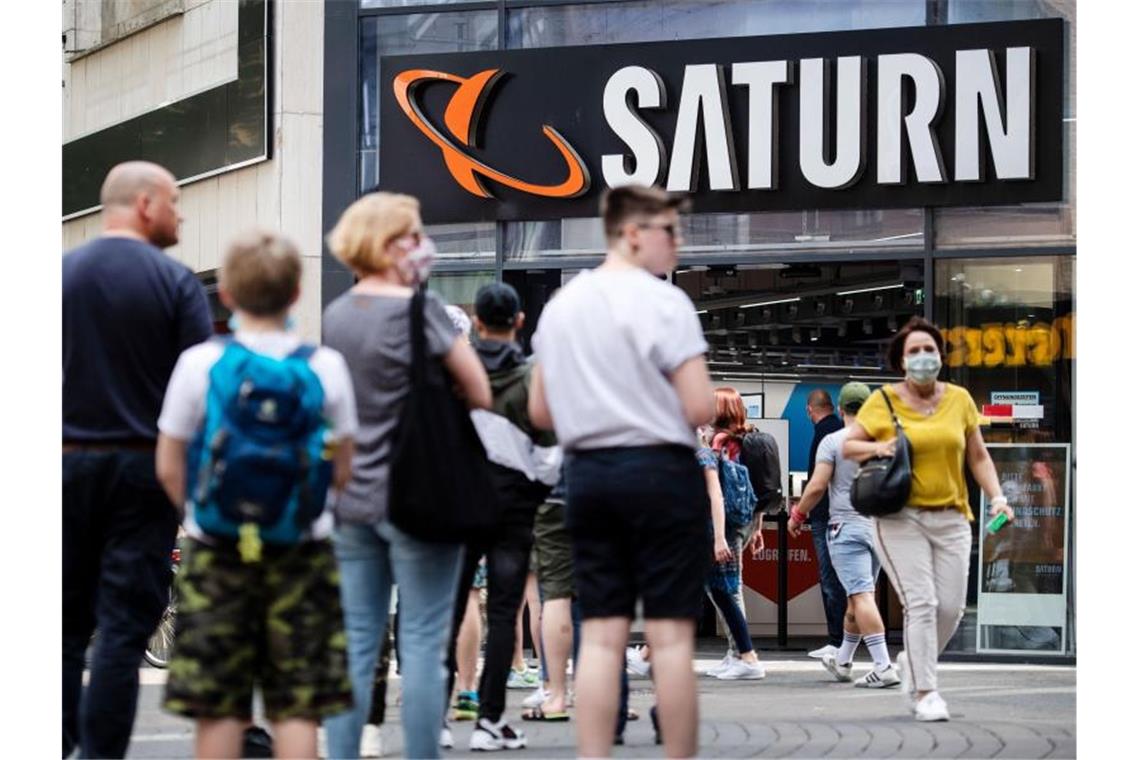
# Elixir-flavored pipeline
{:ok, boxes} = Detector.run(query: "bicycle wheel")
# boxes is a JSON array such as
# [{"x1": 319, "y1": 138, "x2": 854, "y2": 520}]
[
  {"x1": 144, "y1": 604, "x2": 176, "y2": 668},
  {"x1": 144, "y1": 562, "x2": 179, "y2": 668}
]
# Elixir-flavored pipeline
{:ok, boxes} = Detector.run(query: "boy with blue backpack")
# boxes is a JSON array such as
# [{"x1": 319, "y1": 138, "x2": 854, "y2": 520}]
[{"x1": 155, "y1": 230, "x2": 357, "y2": 758}]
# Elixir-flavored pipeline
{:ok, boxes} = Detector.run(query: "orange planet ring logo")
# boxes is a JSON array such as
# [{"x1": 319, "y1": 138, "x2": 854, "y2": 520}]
[{"x1": 393, "y1": 68, "x2": 591, "y2": 199}]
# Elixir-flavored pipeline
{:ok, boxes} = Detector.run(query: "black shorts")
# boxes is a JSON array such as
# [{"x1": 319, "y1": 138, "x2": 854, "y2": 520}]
[{"x1": 565, "y1": 445, "x2": 710, "y2": 621}]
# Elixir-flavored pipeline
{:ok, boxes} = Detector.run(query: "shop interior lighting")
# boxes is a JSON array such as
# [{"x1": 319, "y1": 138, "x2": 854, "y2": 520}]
[
  {"x1": 836, "y1": 283, "x2": 905, "y2": 296},
  {"x1": 739, "y1": 296, "x2": 801, "y2": 309}
]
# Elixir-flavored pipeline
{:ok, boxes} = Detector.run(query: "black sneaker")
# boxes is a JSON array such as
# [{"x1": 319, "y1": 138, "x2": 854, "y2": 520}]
[
  {"x1": 469, "y1": 717, "x2": 527, "y2": 751},
  {"x1": 241, "y1": 726, "x2": 274, "y2": 759}
]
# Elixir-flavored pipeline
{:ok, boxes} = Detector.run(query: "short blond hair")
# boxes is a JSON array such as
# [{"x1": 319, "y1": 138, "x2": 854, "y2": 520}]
[
  {"x1": 220, "y1": 230, "x2": 302, "y2": 316},
  {"x1": 327, "y1": 192, "x2": 421, "y2": 275}
]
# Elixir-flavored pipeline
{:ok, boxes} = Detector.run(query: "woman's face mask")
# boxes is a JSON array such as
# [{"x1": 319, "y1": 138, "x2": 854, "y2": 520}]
[
  {"x1": 394, "y1": 234, "x2": 436, "y2": 287},
  {"x1": 904, "y1": 350, "x2": 942, "y2": 385}
]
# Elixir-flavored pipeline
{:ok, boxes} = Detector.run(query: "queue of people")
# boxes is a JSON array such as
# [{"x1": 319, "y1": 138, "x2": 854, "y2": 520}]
[{"x1": 63, "y1": 161, "x2": 1016, "y2": 758}]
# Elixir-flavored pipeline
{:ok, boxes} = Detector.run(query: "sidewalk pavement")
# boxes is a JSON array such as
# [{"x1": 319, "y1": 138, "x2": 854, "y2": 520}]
[{"x1": 125, "y1": 651, "x2": 1074, "y2": 758}]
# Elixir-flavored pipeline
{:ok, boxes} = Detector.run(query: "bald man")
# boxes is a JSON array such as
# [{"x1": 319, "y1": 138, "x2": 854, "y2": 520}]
[
  {"x1": 803, "y1": 389, "x2": 847, "y2": 659},
  {"x1": 63, "y1": 161, "x2": 212, "y2": 758}
]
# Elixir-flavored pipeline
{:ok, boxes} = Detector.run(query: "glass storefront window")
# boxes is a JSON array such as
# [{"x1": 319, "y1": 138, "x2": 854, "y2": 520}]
[
  {"x1": 426, "y1": 270, "x2": 496, "y2": 316},
  {"x1": 506, "y1": 209, "x2": 924, "y2": 261},
  {"x1": 507, "y1": 0, "x2": 926, "y2": 48},
  {"x1": 935, "y1": 0, "x2": 1076, "y2": 249},
  {"x1": 362, "y1": 1, "x2": 483, "y2": 9},
  {"x1": 935, "y1": 254, "x2": 1074, "y2": 655},
  {"x1": 359, "y1": 12, "x2": 498, "y2": 258},
  {"x1": 935, "y1": 256, "x2": 1073, "y2": 444}
]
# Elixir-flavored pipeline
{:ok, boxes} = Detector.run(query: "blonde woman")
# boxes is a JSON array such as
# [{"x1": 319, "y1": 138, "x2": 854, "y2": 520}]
[
  {"x1": 843, "y1": 317, "x2": 1014, "y2": 722},
  {"x1": 321, "y1": 192, "x2": 492, "y2": 759}
]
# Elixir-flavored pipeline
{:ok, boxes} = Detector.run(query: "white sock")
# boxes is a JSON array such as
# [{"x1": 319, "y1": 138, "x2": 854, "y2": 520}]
[
  {"x1": 863, "y1": 632, "x2": 891, "y2": 669},
  {"x1": 837, "y1": 630, "x2": 861, "y2": 665}
]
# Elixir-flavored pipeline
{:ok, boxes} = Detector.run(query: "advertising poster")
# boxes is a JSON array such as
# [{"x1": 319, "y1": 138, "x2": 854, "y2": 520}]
[{"x1": 977, "y1": 443, "x2": 1071, "y2": 654}]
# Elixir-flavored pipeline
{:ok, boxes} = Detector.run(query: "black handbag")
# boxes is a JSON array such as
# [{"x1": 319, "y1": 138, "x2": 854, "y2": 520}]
[
  {"x1": 851, "y1": 388, "x2": 913, "y2": 517},
  {"x1": 388, "y1": 290, "x2": 499, "y2": 543}
]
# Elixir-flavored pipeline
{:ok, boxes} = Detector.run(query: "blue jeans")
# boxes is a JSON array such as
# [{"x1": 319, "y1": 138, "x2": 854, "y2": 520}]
[
  {"x1": 811, "y1": 519, "x2": 848, "y2": 647},
  {"x1": 63, "y1": 450, "x2": 179, "y2": 758},
  {"x1": 324, "y1": 521, "x2": 462, "y2": 760},
  {"x1": 707, "y1": 586, "x2": 755, "y2": 655}
]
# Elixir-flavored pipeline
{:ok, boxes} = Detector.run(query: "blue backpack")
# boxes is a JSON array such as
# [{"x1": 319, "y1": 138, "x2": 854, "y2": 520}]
[
  {"x1": 187, "y1": 338, "x2": 332, "y2": 548},
  {"x1": 717, "y1": 450, "x2": 758, "y2": 530}
]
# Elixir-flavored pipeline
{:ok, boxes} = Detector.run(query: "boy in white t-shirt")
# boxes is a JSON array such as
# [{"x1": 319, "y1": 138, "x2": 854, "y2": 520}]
[
  {"x1": 154, "y1": 230, "x2": 357, "y2": 759},
  {"x1": 528, "y1": 185, "x2": 715, "y2": 758}
]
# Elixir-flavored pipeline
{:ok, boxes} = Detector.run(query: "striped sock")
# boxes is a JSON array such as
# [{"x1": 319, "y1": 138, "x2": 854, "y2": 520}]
[
  {"x1": 864, "y1": 632, "x2": 890, "y2": 669},
  {"x1": 837, "y1": 630, "x2": 861, "y2": 665}
]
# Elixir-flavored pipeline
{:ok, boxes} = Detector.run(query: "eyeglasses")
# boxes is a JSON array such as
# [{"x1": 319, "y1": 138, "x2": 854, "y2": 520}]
[{"x1": 637, "y1": 222, "x2": 678, "y2": 240}]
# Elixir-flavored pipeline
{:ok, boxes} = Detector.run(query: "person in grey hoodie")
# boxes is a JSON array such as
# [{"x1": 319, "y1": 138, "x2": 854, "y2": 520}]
[{"x1": 447, "y1": 283, "x2": 562, "y2": 752}]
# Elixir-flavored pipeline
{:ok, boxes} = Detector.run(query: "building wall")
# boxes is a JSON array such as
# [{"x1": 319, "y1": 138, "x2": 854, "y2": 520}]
[{"x1": 62, "y1": 0, "x2": 326, "y2": 342}]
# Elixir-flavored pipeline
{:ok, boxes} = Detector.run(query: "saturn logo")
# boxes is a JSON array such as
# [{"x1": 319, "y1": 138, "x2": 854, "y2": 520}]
[{"x1": 393, "y1": 68, "x2": 591, "y2": 199}]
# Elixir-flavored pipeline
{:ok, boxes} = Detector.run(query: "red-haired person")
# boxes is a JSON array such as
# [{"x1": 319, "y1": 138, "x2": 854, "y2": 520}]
[{"x1": 696, "y1": 388, "x2": 766, "y2": 680}]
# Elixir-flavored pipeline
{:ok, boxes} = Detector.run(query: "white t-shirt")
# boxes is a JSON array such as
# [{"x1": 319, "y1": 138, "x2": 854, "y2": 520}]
[
  {"x1": 158, "y1": 330, "x2": 358, "y2": 540},
  {"x1": 532, "y1": 267, "x2": 708, "y2": 451}
]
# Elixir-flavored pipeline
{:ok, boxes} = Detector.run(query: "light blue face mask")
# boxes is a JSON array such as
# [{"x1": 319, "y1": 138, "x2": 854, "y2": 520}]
[{"x1": 904, "y1": 351, "x2": 942, "y2": 385}]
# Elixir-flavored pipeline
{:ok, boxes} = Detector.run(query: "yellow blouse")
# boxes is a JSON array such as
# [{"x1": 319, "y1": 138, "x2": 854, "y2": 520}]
[{"x1": 855, "y1": 383, "x2": 979, "y2": 520}]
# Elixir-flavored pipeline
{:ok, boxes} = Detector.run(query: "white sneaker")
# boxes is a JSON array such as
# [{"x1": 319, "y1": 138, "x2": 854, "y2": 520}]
[
  {"x1": 361, "y1": 724, "x2": 384, "y2": 757},
  {"x1": 914, "y1": 691, "x2": 950, "y2": 722},
  {"x1": 702, "y1": 653, "x2": 735, "y2": 677},
  {"x1": 440, "y1": 726, "x2": 455, "y2": 749},
  {"x1": 809, "y1": 644, "x2": 838, "y2": 659},
  {"x1": 625, "y1": 646, "x2": 651, "y2": 677},
  {"x1": 854, "y1": 664, "x2": 902, "y2": 689},
  {"x1": 822, "y1": 653, "x2": 854, "y2": 682},
  {"x1": 522, "y1": 686, "x2": 548, "y2": 709},
  {"x1": 469, "y1": 717, "x2": 527, "y2": 751},
  {"x1": 506, "y1": 668, "x2": 540, "y2": 690},
  {"x1": 715, "y1": 658, "x2": 766, "y2": 680}
]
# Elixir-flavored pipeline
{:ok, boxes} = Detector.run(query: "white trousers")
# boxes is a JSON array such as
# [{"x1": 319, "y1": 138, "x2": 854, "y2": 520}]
[{"x1": 873, "y1": 507, "x2": 971, "y2": 694}]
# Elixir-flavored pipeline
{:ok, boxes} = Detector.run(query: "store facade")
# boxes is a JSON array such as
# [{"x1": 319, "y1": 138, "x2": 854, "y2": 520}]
[{"x1": 322, "y1": 0, "x2": 1076, "y2": 659}]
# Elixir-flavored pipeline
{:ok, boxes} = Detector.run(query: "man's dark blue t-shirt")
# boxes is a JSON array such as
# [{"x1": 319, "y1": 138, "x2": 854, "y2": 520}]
[
  {"x1": 807, "y1": 414, "x2": 844, "y2": 525},
  {"x1": 63, "y1": 236, "x2": 213, "y2": 442}
]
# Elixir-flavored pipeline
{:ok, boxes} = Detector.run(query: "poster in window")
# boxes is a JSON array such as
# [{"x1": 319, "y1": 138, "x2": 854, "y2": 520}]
[{"x1": 976, "y1": 443, "x2": 1071, "y2": 654}]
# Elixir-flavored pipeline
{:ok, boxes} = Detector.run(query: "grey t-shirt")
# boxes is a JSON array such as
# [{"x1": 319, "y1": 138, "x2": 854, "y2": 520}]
[
  {"x1": 322, "y1": 290, "x2": 458, "y2": 524},
  {"x1": 815, "y1": 426, "x2": 868, "y2": 527},
  {"x1": 532, "y1": 267, "x2": 708, "y2": 451}
]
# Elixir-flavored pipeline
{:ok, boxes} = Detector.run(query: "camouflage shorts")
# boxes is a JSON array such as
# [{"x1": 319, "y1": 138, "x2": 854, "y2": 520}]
[{"x1": 163, "y1": 537, "x2": 353, "y2": 722}]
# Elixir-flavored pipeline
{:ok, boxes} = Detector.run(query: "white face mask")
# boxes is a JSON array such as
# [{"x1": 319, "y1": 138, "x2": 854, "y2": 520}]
[
  {"x1": 904, "y1": 351, "x2": 942, "y2": 385},
  {"x1": 395, "y1": 235, "x2": 436, "y2": 287}
]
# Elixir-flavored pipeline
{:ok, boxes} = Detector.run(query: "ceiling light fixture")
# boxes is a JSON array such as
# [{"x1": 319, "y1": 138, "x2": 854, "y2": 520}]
[
  {"x1": 836, "y1": 283, "x2": 905, "y2": 296},
  {"x1": 739, "y1": 296, "x2": 801, "y2": 309}
]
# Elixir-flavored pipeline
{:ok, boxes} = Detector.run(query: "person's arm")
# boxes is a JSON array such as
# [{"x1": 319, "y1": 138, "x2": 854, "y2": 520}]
[
  {"x1": 842, "y1": 422, "x2": 896, "y2": 463},
  {"x1": 669, "y1": 355, "x2": 715, "y2": 428},
  {"x1": 155, "y1": 434, "x2": 187, "y2": 519},
  {"x1": 705, "y1": 467, "x2": 733, "y2": 563},
  {"x1": 788, "y1": 462, "x2": 833, "y2": 537},
  {"x1": 332, "y1": 438, "x2": 354, "y2": 492},
  {"x1": 441, "y1": 336, "x2": 492, "y2": 410},
  {"x1": 966, "y1": 426, "x2": 1015, "y2": 523},
  {"x1": 528, "y1": 362, "x2": 554, "y2": 431}
]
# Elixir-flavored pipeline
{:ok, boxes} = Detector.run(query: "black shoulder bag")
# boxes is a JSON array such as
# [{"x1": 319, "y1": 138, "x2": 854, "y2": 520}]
[
  {"x1": 850, "y1": 388, "x2": 913, "y2": 518},
  {"x1": 388, "y1": 290, "x2": 499, "y2": 543}
]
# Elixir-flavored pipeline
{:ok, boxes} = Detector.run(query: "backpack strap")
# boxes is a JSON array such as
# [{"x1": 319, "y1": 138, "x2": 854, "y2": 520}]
[{"x1": 288, "y1": 343, "x2": 318, "y2": 362}]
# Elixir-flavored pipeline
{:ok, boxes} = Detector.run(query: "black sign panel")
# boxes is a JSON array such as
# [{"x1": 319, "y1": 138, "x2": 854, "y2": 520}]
[{"x1": 378, "y1": 20, "x2": 1064, "y2": 224}]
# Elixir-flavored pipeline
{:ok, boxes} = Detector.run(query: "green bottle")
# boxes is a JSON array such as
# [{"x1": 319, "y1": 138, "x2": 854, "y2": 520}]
[{"x1": 986, "y1": 511, "x2": 1010, "y2": 534}]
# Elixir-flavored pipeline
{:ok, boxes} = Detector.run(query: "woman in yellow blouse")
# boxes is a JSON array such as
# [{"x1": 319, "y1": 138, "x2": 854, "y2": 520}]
[{"x1": 843, "y1": 317, "x2": 1014, "y2": 723}]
